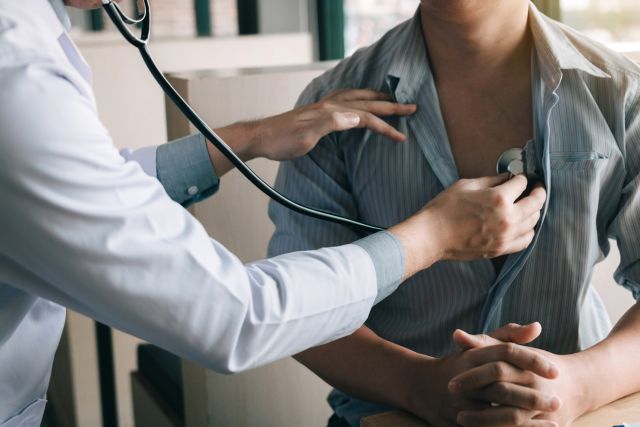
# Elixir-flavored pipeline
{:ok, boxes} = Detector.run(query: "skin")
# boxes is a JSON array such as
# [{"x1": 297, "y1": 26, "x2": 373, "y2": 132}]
[{"x1": 450, "y1": 306, "x2": 640, "y2": 427}]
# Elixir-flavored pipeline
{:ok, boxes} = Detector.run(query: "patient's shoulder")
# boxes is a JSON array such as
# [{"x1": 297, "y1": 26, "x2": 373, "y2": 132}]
[
  {"x1": 550, "y1": 18, "x2": 640, "y2": 81},
  {"x1": 297, "y1": 18, "x2": 415, "y2": 107}
]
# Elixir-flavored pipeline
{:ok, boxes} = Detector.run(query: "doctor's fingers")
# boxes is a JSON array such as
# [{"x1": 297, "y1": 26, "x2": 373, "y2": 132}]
[
  {"x1": 513, "y1": 186, "x2": 547, "y2": 218},
  {"x1": 487, "y1": 229, "x2": 535, "y2": 258},
  {"x1": 338, "y1": 100, "x2": 417, "y2": 117},
  {"x1": 491, "y1": 175, "x2": 530, "y2": 204},
  {"x1": 310, "y1": 109, "x2": 405, "y2": 143},
  {"x1": 457, "y1": 407, "x2": 558, "y2": 427},
  {"x1": 326, "y1": 89, "x2": 394, "y2": 102},
  {"x1": 347, "y1": 111, "x2": 409, "y2": 142},
  {"x1": 458, "y1": 174, "x2": 511, "y2": 191},
  {"x1": 499, "y1": 210, "x2": 541, "y2": 241}
]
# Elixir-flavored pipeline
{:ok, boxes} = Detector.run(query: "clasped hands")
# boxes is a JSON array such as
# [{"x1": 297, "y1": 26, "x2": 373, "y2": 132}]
[{"x1": 403, "y1": 323, "x2": 589, "y2": 427}]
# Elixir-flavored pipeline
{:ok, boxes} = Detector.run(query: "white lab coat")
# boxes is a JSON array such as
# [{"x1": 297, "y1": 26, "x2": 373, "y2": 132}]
[{"x1": 0, "y1": 1, "x2": 395, "y2": 424}]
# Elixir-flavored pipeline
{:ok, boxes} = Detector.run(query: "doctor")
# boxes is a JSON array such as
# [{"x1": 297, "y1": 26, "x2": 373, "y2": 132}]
[{"x1": 0, "y1": 0, "x2": 546, "y2": 425}]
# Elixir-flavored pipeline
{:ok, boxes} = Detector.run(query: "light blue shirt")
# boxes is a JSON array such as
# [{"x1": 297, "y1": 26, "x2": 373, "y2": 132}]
[
  {"x1": 269, "y1": 4, "x2": 640, "y2": 425},
  {"x1": 0, "y1": 1, "x2": 404, "y2": 424}
]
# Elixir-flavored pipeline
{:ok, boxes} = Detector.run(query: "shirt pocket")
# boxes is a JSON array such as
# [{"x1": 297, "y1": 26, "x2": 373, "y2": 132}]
[
  {"x1": 0, "y1": 399, "x2": 47, "y2": 427},
  {"x1": 550, "y1": 151, "x2": 610, "y2": 173}
]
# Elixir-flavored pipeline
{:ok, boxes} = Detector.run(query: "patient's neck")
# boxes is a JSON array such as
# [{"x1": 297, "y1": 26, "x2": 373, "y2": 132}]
[{"x1": 419, "y1": 0, "x2": 531, "y2": 83}]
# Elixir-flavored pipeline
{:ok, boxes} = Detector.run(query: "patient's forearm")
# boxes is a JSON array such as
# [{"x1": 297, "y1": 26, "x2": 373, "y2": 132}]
[
  {"x1": 295, "y1": 326, "x2": 423, "y2": 410},
  {"x1": 576, "y1": 302, "x2": 640, "y2": 412}
]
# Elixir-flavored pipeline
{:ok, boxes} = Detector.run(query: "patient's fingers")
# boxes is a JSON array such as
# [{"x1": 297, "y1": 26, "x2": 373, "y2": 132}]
[
  {"x1": 466, "y1": 382, "x2": 561, "y2": 412},
  {"x1": 450, "y1": 362, "x2": 538, "y2": 392},
  {"x1": 467, "y1": 344, "x2": 558, "y2": 380},
  {"x1": 457, "y1": 407, "x2": 558, "y2": 427},
  {"x1": 453, "y1": 323, "x2": 542, "y2": 351}
]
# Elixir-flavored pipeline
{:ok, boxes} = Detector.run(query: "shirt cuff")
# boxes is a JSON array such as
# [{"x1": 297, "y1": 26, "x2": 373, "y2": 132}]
[
  {"x1": 156, "y1": 134, "x2": 220, "y2": 207},
  {"x1": 120, "y1": 145, "x2": 158, "y2": 177},
  {"x1": 353, "y1": 231, "x2": 405, "y2": 305}
]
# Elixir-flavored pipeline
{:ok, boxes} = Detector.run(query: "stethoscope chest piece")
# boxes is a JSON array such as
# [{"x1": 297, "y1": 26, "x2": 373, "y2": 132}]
[{"x1": 497, "y1": 148, "x2": 525, "y2": 176}]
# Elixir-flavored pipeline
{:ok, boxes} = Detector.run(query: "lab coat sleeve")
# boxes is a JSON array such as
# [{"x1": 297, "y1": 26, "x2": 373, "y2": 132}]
[
  {"x1": 609, "y1": 81, "x2": 640, "y2": 300},
  {"x1": 119, "y1": 134, "x2": 220, "y2": 207},
  {"x1": 0, "y1": 62, "x2": 382, "y2": 373}
]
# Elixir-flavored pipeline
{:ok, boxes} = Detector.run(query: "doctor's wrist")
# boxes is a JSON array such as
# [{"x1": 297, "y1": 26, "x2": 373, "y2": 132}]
[
  {"x1": 389, "y1": 211, "x2": 443, "y2": 280},
  {"x1": 208, "y1": 122, "x2": 263, "y2": 177}
]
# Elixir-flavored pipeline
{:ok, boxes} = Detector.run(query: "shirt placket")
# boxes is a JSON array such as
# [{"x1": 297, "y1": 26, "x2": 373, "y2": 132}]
[{"x1": 479, "y1": 49, "x2": 561, "y2": 333}]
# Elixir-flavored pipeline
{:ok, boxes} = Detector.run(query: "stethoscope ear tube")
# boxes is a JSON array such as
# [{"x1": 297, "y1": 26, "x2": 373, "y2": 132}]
[{"x1": 102, "y1": 1, "x2": 384, "y2": 235}]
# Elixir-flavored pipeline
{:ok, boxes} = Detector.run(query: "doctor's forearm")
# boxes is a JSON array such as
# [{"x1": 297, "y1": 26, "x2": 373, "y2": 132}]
[{"x1": 571, "y1": 302, "x2": 640, "y2": 413}]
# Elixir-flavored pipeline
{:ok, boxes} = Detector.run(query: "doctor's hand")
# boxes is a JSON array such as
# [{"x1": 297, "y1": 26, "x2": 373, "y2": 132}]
[
  {"x1": 210, "y1": 89, "x2": 416, "y2": 175},
  {"x1": 450, "y1": 329, "x2": 588, "y2": 427},
  {"x1": 400, "y1": 324, "x2": 560, "y2": 427},
  {"x1": 389, "y1": 174, "x2": 546, "y2": 279}
]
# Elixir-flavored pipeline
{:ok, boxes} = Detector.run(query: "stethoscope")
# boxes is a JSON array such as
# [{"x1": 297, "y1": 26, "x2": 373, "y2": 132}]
[{"x1": 101, "y1": 0, "x2": 534, "y2": 234}]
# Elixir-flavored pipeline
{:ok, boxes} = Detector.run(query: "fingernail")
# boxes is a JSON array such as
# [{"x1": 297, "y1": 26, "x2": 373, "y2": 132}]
[
  {"x1": 343, "y1": 112, "x2": 360, "y2": 126},
  {"x1": 448, "y1": 380, "x2": 460, "y2": 392}
]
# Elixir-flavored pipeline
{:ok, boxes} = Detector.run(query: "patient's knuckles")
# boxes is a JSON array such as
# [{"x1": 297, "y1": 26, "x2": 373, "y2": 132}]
[
  {"x1": 500, "y1": 342, "x2": 519, "y2": 359},
  {"x1": 491, "y1": 362, "x2": 511, "y2": 381},
  {"x1": 491, "y1": 381, "x2": 514, "y2": 400},
  {"x1": 508, "y1": 409, "x2": 528, "y2": 425}
]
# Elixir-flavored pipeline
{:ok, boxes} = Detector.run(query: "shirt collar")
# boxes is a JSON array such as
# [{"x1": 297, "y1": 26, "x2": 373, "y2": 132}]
[
  {"x1": 386, "y1": 3, "x2": 610, "y2": 102},
  {"x1": 49, "y1": 0, "x2": 71, "y2": 31},
  {"x1": 386, "y1": 9, "x2": 431, "y2": 103},
  {"x1": 528, "y1": 3, "x2": 610, "y2": 86}
]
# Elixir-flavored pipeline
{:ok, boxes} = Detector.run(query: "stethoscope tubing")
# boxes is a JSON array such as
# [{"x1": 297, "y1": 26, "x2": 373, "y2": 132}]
[{"x1": 102, "y1": 0, "x2": 384, "y2": 235}]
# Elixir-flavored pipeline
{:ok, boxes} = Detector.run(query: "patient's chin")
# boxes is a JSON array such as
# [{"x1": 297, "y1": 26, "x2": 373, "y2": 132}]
[{"x1": 63, "y1": 0, "x2": 122, "y2": 9}]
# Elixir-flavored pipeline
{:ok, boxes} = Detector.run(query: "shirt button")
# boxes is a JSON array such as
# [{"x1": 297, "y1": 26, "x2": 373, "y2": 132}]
[{"x1": 187, "y1": 186, "x2": 199, "y2": 196}]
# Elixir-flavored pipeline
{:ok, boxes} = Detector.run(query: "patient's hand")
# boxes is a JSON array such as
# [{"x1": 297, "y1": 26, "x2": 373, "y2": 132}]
[
  {"x1": 402, "y1": 324, "x2": 559, "y2": 427},
  {"x1": 450, "y1": 329, "x2": 589, "y2": 427}
]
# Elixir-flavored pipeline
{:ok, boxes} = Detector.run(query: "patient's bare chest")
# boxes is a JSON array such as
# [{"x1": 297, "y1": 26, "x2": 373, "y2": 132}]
[{"x1": 437, "y1": 81, "x2": 533, "y2": 179}]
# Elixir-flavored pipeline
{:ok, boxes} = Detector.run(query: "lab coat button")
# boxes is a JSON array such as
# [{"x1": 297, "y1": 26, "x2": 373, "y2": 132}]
[{"x1": 187, "y1": 186, "x2": 199, "y2": 196}]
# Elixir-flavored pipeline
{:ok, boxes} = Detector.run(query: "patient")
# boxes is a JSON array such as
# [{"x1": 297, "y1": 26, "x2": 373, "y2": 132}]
[{"x1": 269, "y1": 0, "x2": 640, "y2": 426}]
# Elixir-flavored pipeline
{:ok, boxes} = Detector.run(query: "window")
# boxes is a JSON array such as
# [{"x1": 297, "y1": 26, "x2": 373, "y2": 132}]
[
  {"x1": 343, "y1": 0, "x2": 640, "y2": 57},
  {"x1": 561, "y1": 0, "x2": 640, "y2": 46},
  {"x1": 69, "y1": 0, "x2": 238, "y2": 38},
  {"x1": 344, "y1": 0, "x2": 417, "y2": 55}
]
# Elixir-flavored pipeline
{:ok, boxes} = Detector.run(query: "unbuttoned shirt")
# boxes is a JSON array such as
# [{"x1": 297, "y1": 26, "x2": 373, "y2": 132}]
[
  {"x1": 269, "y1": 4, "x2": 640, "y2": 425},
  {"x1": 0, "y1": 1, "x2": 405, "y2": 424}
]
